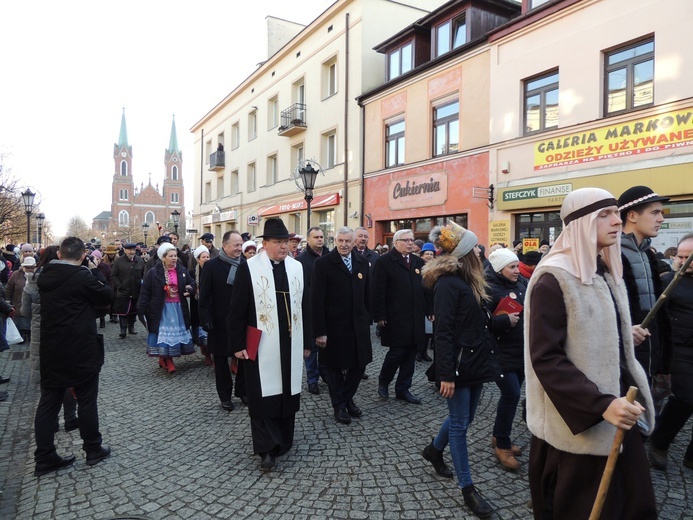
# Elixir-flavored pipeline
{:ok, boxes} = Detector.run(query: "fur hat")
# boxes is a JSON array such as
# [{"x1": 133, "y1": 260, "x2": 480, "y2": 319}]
[
  {"x1": 157, "y1": 242, "x2": 176, "y2": 260},
  {"x1": 104, "y1": 245, "x2": 118, "y2": 255},
  {"x1": 522, "y1": 250, "x2": 542, "y2": 266},
  {"x1": 193, "y1": 244, "x2": 209, "y2": 260},
  {"x1": 242, "y1": 240, "x2": 257, "y2": 252},
  {"x1": 489, "y1": 248, "x2": 519, "y2": 273},
  {"x1": 428, "y1": 220, "x2": 478, "y2": 259}
]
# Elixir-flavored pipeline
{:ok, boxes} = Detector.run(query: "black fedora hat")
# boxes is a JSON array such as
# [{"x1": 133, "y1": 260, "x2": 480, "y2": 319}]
[
  {"x1": 618, "y1": 185, "x2": 670, "y2": 213},
  {"x1": 258, "y1": 218, "x2": 290, "y2": 239}
]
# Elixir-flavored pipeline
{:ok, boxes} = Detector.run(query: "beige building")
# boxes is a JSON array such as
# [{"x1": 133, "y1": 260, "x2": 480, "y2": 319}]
[
  {"x1": 190, "y1": 0, "x2": 441, "y2": 247},
  {"x1": 487, "y1": 0, "x2": 693, "y2": 251}
]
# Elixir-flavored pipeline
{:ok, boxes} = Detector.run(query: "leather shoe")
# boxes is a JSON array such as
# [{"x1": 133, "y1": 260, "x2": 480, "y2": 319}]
[
  {"x1": 396, "y1": 391, "x2": 422, "y2": 404},
  {"x1": 260, "y1": 452, "x2": 276, "y2": 470},
  {"x1": 334, "y1": 408, "x2": 352, "y2": 424},
  {"x1": 86, "y1": 445, "x2": 111, "y2": 466},
  {"x1": 491, "y1": 436, "x2": 522, "y2": 457},
  {"x1": 377, "y1": 385, "x2": 389, "y2": 399},
  {"x1": 307, "y1": 382, "x2": 320, "y2": 395},
  {"x1": 118, "y1": 332, "x2": 126, "y2": 339},
  {"x1": 240, "y1": 396, "x2": 248, "y2": 405},
  {"x1": 361, "y1": 373, "x2": 369, "y2": 380},
  {"x1": 648, "y1": 445, "x2": 668, "y2": 470},
  {"x1": 34, "y1": 455, "x2": 76, "y2": 476},
  {"x1": 462, "y1": 485, "x2": 494, "y2": 518},
  {"x1": 346, "y1": 400, "x2": 362, "y2": 418},
  {"x1": 64, "y1": 418, "x2": 79, "y2": 432},
  {"x1": 494, "y1": 447, "x2": 521, "y2": 470},
  {"x1": 221, "y1": 400, "x2": 234, "y2": 411},
  {"x1": 0, "y1": 376, "x2": 9, "y2": 384},
  {"x1": 422, "y1": 439, "x2": 453, "y2": 478},
  {"x1": 420, "y1": 352, "x2": 432, "y2": 362}
]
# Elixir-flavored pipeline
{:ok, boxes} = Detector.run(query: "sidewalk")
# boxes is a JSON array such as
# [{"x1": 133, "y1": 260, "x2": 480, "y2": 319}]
[{"x1": 0, "y1": 321, "x2": 690, "y2": 519}]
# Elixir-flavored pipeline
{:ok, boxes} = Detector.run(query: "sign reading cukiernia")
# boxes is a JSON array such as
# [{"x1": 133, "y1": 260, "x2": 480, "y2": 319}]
[{"x1": 534, "y1": 107, "x2": 693, "y2": 170}]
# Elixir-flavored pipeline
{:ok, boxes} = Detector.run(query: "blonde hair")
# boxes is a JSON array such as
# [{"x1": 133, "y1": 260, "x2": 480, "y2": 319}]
[{"x1": 458, "y1": 250, "x2": 488, "y2": 304}]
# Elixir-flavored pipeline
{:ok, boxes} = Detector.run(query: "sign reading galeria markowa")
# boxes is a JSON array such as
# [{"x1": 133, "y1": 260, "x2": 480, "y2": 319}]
[{"x1": 534, "y1": 107, "x2": 693, "y2": 170}]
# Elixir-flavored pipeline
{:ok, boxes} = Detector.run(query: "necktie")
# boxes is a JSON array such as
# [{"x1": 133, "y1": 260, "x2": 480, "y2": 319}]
[
  {"x1": 405, "y1": 255, "x2": 410, "y2": 268},
  {"x1": 344, "y1": 255, "x2": 352, "y2": 273}
]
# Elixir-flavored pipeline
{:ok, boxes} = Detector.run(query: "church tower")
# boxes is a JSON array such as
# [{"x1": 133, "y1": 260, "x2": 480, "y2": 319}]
[
  {"x1": 111, "y1": 108, "x2": 135, "y2": 229},
  {"x1": 163, "y1": 115, "x2": 184, "y2": 228}
]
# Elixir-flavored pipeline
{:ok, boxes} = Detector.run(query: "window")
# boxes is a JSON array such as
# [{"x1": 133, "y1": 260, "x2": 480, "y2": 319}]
[
  {"x1": 119, "y1": 189, "x2": 128, "y2": 200},
  {"x1": 268, "y1": 97, "x2": 279, "y2": 129},
  {"x1": 433, "y1": 100, "x2": 459, "y2": 156},
  {"x1": 292, "y1": 143, "x2": 304, "y2": 170},
  {"x1": 385, "y1": 120, "x2": 405, "y2": 167},
  {"x1": 118, "y1": 210, "x2": 129, "y2": 226},
  {"x1": 248, "y1": 111, "x2": 257, "y2": 141},
  {"x1": 171, "y1": 192, "x2": 179, "y2": 203},
  {"x1": 388, "y1": 42, "x2": 413, "y2": 80},
  {"x1": 231, "y1": 169, "x2": 239, "y2": 196},
  {"x1": 324, "y1": 132, "x2": 337, "y2": 168},
  {"x1": 145, "y1": 211, "x2": 155, "y2": 224},
  {"x1": 530, "y1": 0, "x2": 551, "y2": 9},
  {"x1": 120, "y1": 160, "x2": 127, "y2": 176},
  {"x1": 323, "y1": 58, "x2": 338, "y2": 98},
  {"x1": 316, "y1": 209, "x2": 335, "y2": 249},
  {"x1": 436, "y1": 15, "x2": 466, "y2": 57},
  {"x1": 171, "y1": 165, "x2": 179, "y2": 180},
  {"x1": 231, "y1": 122, "x2": 240, "y2": 150},
  {"x1": 247, "y1": 163, "x2": 256, "y2": 192},
  {"x1": 205, "y1": 181, "x2": 212, "y2": 202},
  {"x1": 604, "y1": 38, "x2": 654, "y2": 116},
  {"x1": 216, "y1": 176, "x2": 224, "y2": 199},
  {"x1": 205, "y1": 140, "x2": 211, "y2": 164},
  {"x1": 524, "y1": 70, "x2": 559, "y2": 134},
  {"x1": 293, "y1": 80, "x2": 306, "y2": 121},
  {"x1": 267, "y1": 155, "x2": 277, "y2": 185}
]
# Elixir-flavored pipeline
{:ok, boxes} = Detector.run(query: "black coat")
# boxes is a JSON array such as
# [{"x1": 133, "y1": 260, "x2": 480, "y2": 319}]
[
  {"x1": 662, "y1": 271, "x2": 693, "y2": 403},
  {"x1": 111, "y1": 254, "x2": 145, "y2": 314},
  {"x1": 37, "y1": 262, "x2": 114, "y2": 387},
  {"x1": 137, "y1": 263, "x2": 194, "y2": 335},
  {"x1": 372, "y1": 249, "x2": 430, "y2": 348},
  {"x1": 198, "y1": 256, "x2": 240, "y2": 356},
  {"x1": 312, "y1": 249, "x2": 372, "y2": 369},
  {"x1": 352, "y1": 246, "x2": 378, "y2": 279},
  {"x1": 485, "y1": 267, "x2": 527, "y2": 373}
]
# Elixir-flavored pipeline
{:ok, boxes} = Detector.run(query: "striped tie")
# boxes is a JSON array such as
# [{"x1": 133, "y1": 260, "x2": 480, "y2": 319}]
[{"x1": 344, "y1": 255, "x2": 352, "y2": 273}]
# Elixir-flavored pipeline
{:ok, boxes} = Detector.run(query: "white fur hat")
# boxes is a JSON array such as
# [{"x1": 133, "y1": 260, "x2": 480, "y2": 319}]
[
  {"x1": 193, "y1": 244, "x2": 209, "y2": 260},
  {"x1": 157, "y1": 242, "x2": 176, "y2": 260},
  {"x1": 489, "y1": 248, "x2": 519, "y2": 273}
]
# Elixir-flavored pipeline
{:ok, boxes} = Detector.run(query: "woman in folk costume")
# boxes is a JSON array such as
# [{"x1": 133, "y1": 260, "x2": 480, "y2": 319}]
[
  {"x1": 227, "y1": 218, "x2": 310, "y2": 471},
  {"x1": 138, "y1": 242, "x2": 195, "y2": 374},
  {"x1": 189, "y1": 244, "x2": 211, "y2": 366},
  {"x1": 525, "y1": 187, "x2": 656, "y2": 519}
]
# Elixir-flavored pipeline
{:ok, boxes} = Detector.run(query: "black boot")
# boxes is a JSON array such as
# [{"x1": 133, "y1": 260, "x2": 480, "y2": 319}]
[
  {"x1": 119, "y1": 323, "x2": 127, "y2": 339},
  {"x1": 99, "y1": 317, "x2": 106, "y2": 329},
  {"x1": 422, "y1": 439, "x2": 453, "y2": 478},
  {"x1": 462, "y1": 485, "x2": 493, "y2": 519}
]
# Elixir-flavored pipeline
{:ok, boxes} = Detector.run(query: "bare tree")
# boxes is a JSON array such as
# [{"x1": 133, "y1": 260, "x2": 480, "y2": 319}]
[
  {"x1": 0, "y1": 151, "x2": 36, "y2": 245},
  {"x1": 65, "y1": 215, "x2": 90, "y2": 239}
]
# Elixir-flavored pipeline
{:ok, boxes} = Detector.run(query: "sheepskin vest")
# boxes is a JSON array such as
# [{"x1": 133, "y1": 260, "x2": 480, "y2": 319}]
[{"x1": 524, "y1": 265, "x2": 654, "y2": 456}]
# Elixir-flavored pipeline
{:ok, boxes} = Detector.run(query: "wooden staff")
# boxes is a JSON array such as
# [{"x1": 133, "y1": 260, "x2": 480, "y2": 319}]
[
  {"x1": 640, "y1": 249, "x2": 693, "y2": 329},
  {"x1": 588, "y1": 386, "x2": 638, "y2": 520}
]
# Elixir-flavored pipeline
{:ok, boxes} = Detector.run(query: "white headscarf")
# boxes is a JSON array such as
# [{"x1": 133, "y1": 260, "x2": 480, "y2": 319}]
[{"x1": 539, "y1": 187, "x2": 622, "y2": 285}]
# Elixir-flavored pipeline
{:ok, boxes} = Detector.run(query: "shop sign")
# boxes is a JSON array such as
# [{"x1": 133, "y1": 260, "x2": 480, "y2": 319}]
[
  {"x1": 523, "y1": 238, "x2": 539, "y2": 252},
  {"x1": 489, "y1": 220, "x2": 510, "y2": 246},
  {"x1": 502, "y1": 183, "x2": 572, "y2": 202},
  {"x1": 258, "y1": 193, "x2": 340, "y2": 216},
  {"x1": 389, "y1": 171, "x2": 448, "y2": 210},
  {"x1": 534, "y1": 107, "x2": 693, "y2": 170}
]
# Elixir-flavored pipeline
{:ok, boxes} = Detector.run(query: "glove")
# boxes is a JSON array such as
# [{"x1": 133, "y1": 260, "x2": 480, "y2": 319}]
[{"x1": 202, "y1": 323, "x2": 213, "y2": 333}]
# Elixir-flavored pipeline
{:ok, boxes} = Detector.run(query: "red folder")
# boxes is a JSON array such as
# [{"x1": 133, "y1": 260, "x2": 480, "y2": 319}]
[
  {"x1": 492, "y1": 296, "x2": 523, "y2": 317},
  {"x1": 246, "y1": 325, "x2": 262, "y2": 361}
]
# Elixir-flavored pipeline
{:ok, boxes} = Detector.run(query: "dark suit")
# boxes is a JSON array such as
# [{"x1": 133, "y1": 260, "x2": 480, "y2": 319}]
[
  {"x1": 198, "y1": 256, "x2": 245, "y2": 403},
  {"x1": 372, "y1": 248, "x2": 429, "y2": 395},
  {"x1": 312, "y1": 249, "x2": 372, "y2": 410}
]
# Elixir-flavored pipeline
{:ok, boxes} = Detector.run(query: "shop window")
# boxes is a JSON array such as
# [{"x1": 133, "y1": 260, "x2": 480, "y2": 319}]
[
  {"x1": 388, "y1": 42, "x2": 413, "y2": 80},
  {"x1": 316, "y1": 209, "x2": 335, "y2": 249},
  {"x1": 433, "y1": 100, "x2": 459, "y2": 157},
  {"x1": 385, "y1": 119, "x2": 405, "y2": 167},
  {"x1": 524, "y1": 70, "x2": 559, "y2": 135},
  {"x1": 515, "y1": 212, "x2": 562, "y2": 246},
  {"x1": 604, "y1": 37, "x2": 654, "y2": 116}
]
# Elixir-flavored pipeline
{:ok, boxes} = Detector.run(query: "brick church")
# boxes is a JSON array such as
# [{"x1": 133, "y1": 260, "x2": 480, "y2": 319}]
[{"x1": 92, "y1": 109, "x2": 185, "y2": 241}]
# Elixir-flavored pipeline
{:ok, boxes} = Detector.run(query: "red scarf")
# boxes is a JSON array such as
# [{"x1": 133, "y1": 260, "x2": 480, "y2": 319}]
[{"x1": 519, "y1": 262, "x2": 536, "y2": 279}]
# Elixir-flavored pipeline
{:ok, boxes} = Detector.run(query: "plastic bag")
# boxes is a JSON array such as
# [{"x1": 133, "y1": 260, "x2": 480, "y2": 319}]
[{"x1": 5, "y1": 318, "x2": 23, "y2": 345}]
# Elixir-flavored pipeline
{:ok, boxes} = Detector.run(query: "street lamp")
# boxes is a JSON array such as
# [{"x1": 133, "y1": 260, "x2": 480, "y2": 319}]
[
  {"x1": 142, "y1": 222, "x2": 149, "y2": 247},
  {"x1": 36, "y1": 213, "x2": 45, "y2": 249},
  {"x1": 21, "y1": 189, "x2": 36, "y2": 244},
  {"x1": 171, "y1": 210, "x2": 180, "y2": 234},
  {"x1": 298, "y1": 163, "x2": 319, "y2": 231}
]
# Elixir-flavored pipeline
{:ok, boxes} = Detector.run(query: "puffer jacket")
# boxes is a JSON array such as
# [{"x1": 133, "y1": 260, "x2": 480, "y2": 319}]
[{"x1": 21, "y1": 269, "x2": 43, "y2": 383}]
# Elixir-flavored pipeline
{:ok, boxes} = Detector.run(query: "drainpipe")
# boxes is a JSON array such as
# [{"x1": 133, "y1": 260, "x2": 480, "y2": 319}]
[
  {"x1": 199, "y1": 129, "x2": 204, "y2": 232},
  {"x1": 343, "y1": 12, "x2": 350, "y2": 226}
]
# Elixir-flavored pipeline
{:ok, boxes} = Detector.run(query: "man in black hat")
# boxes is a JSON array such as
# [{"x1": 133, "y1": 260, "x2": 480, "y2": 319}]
[
  {"x1": 111, "y1": 243, "x2": 145, "y2": 338},
  {"x1": 227, "y1": 218, "x2": 311, "y2": 471},
  {"x1": 617, "y1": 185, "x2": 672, "y2": 406}
]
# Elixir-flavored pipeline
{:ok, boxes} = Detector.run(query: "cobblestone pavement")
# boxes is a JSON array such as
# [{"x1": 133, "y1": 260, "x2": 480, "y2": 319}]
[{"x1": 1, "y1": 321, "x2": 691, "y2": 519}]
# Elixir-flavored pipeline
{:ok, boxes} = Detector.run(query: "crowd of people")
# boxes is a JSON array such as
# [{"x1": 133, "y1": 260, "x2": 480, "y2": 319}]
[{"x1": 0, "y1": 182, "x2": 691, "y2": 518}]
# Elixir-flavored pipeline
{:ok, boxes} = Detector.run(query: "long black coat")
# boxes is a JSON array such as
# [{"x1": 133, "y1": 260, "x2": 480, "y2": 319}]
[
  {"x1": 312, "y1": 249, "x2": 372, "y2": 369},
  {"x1": 137, "y1": 263, "x2": 194, "y2": 334},
  {"x1": 662, "y1": 271, "x2": 693, "y2": 403},
  {"x1": 198, "y1": 256, "x2": 239, "y2": 356},
  {"x1": 111, "y1": 254, "x2": 145, "y2": 314},
  {"x1": 485, "y1": 266, "x2": 527, "y2": 373},
  {"x1": 37, "y1": 262, "x2": 114, "y2": 387},
  {"x1": 372, "y1": 248, "x2": 430, "y2": 348}
]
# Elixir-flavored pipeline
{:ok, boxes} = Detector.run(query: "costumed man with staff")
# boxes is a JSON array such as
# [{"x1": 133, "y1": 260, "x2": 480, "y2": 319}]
[
  {"x1": 525, "y1": 188, "x2": 656, "y2": 519},
  {"x1": 227, "y1": 218, "x2": 311, "y2": 471}
]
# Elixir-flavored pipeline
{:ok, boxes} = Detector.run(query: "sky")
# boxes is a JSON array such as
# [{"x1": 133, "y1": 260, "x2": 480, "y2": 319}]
[{"x1": 0, "y1": 0, "x2": 335, "y2": 237}]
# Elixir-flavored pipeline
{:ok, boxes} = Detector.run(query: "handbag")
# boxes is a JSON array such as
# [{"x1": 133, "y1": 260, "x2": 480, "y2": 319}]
[{"x1": 5, "y1": 318, "x2": 23, "y2": 345}]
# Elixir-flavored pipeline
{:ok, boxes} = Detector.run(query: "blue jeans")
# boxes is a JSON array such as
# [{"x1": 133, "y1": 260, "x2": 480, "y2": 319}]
[
  {"x1": 493, "y1": 371, "x2": 524, "y2": 449},
  {"x1": 304, "y1": 344, "x2": 320, "y2": 385},
  {"x1": 433, "y1": 384, "x2": 483, "y2": 488}
]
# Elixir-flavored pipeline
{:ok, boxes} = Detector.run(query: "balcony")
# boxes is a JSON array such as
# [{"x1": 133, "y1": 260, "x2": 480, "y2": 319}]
[
  {"x1": 209, "y1": 150, "x2": 225, "y2": 171},
  {"x1": 278, "y1": 103, "x2": 307, "y2": 136}
]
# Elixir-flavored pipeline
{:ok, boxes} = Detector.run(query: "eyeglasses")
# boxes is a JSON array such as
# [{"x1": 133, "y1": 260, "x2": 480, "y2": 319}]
[{"x1": 396, "y1": 238, "x2": 415, "y2": 243}]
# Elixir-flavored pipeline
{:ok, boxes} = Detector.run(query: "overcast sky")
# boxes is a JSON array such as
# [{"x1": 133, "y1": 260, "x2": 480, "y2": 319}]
[{"x1": 0, "y1": 0, "x2": 335, "y2": 237}]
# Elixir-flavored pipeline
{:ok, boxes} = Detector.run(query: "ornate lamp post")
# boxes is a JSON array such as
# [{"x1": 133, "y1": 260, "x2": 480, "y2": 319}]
[
  {"x1": 142, "y1": 222, "x2": 149, "y2": 247},
  {"x1": 21, "y1": 189, "x2": 36, "y2": 244},
  {"x1": 171, "y1": 210, "x2": 180, "y2": 234},
  {"x1": 36, "y1": 213, "x2": 45, "y2": 249},
  {"x1": 298, "y1": 163, "x2": 319, "y2": 231}
]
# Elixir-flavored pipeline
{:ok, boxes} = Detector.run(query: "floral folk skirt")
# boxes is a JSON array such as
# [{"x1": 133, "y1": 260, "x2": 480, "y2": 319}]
[{"x1": 146, "y1": 302, "x2": 194, "y2": 358}]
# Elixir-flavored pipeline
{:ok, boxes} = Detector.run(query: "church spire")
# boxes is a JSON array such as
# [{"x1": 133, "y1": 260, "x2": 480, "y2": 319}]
[
  {"x1": 167, "y1": 114, "x2": 179, "y2": 153},
  {"x1": 118, "y1": 107, "x2": 129, "y2": 147}
]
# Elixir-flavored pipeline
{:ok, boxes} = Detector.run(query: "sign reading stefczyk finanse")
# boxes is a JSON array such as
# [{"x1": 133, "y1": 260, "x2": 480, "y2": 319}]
[{"x1": 534, "y1": 107, "x2": 693, "y2": 170}]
